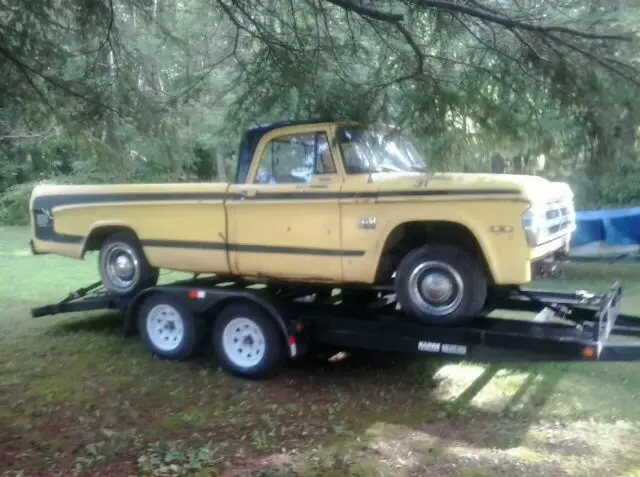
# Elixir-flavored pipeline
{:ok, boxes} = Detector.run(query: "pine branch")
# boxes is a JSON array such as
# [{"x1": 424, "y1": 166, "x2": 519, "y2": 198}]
[
  {"x1": 323, "y1": 0, "x2": 403, "y2": 22},
  {"x1": 411, "y1": 0, "x2": 632, "y2": 41}
]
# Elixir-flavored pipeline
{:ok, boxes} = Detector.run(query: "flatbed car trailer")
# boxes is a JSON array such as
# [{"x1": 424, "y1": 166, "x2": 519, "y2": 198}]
[{"x1": 30, "y1": 277, "x2": 640, "y2": 379}]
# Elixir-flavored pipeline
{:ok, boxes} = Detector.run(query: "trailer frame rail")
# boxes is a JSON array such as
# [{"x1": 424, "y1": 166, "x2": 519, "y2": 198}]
[{"x1": 28, "y1": 278, "x2": 640, "y2": 378}]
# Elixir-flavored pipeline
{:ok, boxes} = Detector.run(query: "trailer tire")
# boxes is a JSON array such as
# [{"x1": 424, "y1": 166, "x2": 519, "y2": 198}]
[
  {"x1": 395, "y1": 244, "x2": 487, "y2": 324},
  {"x1": 98, "y1": 231, "x2": 159, "y2": 297},
  {"x1": 212, "y1": 302, "x2": 286, "y2": 380},
  {"x1": 138, "y1": 293, "x2": 203, "y2": 360}
]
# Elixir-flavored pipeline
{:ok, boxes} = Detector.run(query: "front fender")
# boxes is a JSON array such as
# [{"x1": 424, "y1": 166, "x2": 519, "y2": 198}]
[{"x1": 361, "y1": 202, "x2": 532, "y2": 285}]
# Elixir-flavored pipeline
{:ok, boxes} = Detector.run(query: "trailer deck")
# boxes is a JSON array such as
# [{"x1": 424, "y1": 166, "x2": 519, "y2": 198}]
[{"x1": 30, "y1": 276, "x2": 640, "y2": 379}]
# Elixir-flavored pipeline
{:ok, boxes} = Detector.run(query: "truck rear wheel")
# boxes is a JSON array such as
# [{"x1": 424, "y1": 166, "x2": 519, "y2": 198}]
[
  {"x1": 394, "y1": 244, "x2": 487, "y2": 324},
  {"x1": 212, "y1": 302, "x2": 286, "y2": 379},
  {"x1": 98, "y1": 231, "x2": 159, "y2": 296}
]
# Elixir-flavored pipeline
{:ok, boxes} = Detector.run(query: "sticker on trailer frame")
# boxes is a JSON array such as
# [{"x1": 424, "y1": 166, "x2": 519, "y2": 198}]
[{"x1": 417, "y1": 340, "x2": 467, "y2": 355}]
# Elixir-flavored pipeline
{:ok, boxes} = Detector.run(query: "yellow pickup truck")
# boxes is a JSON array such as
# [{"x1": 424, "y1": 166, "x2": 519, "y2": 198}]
[{"x1": 29, "y1": 120, "x2": 576, "y2": 324}]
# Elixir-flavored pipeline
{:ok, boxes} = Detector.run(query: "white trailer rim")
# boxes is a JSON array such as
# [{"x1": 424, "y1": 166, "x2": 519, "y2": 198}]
[
  {"x1": 146, "y1": 304, "x2": 185, "y2": 352},
  {"x1": 222, "y1": 317, "x2": 266, "y2": 368}
]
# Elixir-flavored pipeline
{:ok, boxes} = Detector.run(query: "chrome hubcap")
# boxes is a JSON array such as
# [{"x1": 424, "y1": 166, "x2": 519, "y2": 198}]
[
  {"x1": 408, "y1": 261, "x2": 464, "y2": 316},
  {"x1": 420, "y1": 272, "x2": 454, "y2": 303},
  {"x1": 102, "y1": 242, "x2": 140, "y2": 292},
  {"x1": 113, "y1": 254, "x2": 135, "y2": 280}
]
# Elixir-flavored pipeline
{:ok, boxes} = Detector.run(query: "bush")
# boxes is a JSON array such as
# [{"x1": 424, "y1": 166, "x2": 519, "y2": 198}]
[{"x1": 0, "y1": 183, "x2": 36, "y2": 226}]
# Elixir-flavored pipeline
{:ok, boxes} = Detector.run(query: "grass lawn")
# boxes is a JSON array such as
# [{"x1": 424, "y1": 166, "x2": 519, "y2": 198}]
[{"x1": 2, "y1": 225, "x2": 640, "y2": 477}]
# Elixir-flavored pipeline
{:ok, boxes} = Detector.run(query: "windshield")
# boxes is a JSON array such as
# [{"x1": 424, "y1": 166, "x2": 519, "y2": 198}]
[{"x1": 336, "y1": 126, "x2": 426, "y2": 174}]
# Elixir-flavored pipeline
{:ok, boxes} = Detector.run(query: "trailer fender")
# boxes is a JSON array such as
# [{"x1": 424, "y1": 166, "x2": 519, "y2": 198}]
[
  {"x1": 123, "y1": 287, "x2": 165, "y2": 335},
  {"x1": 210, "y1": 292, "x2": 306, "y2": 359},
  {"x1": 206, "y1": 293, "x2": 292, "y2": 343}
]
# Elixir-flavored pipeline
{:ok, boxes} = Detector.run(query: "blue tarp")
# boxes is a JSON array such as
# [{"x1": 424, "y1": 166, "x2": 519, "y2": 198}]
[{"x1": 571, "y1": 207, "x2": 640, "y2": 248}]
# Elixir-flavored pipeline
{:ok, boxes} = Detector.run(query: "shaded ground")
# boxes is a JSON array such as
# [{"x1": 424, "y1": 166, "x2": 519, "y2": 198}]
[{"x1": 2, "y1": 226, "x2": 640, "y2": 477}]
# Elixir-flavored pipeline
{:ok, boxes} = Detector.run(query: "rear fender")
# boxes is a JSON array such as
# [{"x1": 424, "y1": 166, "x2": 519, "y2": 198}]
[{"x1": 80, "y1": 221, "x2": 137, "y2": 258}]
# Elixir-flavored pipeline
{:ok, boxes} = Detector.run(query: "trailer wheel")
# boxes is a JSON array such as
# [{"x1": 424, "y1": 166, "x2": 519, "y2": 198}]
[
  {"x1": 395, "y1": 244, "x2": 487, "y2": 324},
  {"x1": 98, "y1": 231, "x2": 158, "y2": 296},
  {"x1": 212, "y1": 302, "x2": 286, "y2": 379},
  {"x1": 138, "y1": 293, "x2": 203, "y2": 360}
]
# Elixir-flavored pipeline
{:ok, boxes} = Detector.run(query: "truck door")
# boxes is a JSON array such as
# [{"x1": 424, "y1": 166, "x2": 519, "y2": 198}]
[{"x1": 226, "y1": 126, "x2": 345, "y2": 282}]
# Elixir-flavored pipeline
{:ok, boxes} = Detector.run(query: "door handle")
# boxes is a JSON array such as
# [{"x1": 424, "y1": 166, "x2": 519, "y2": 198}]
[
  {"x1": 296, "y1": 184, "x2": 328, "y2": 190},
  {"x1": 304, "y1": 176, "x2": 331, "y2": 189}
]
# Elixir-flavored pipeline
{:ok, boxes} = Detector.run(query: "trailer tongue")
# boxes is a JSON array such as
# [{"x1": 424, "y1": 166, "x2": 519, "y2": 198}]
[{"x1": 31, "y1": 278, "x2": 640, "y2": 379}]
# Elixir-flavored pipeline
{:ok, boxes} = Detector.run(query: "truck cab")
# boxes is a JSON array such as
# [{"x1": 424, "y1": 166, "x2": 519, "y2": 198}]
[{"x1": 228, "y1": 119, "x2": 575, "y2": 287}]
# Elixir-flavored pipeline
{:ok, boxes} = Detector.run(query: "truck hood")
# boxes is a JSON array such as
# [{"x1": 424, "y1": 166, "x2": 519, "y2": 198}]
[{"x1": 373, "y1": 172, "x2": 573, "y2": 203}]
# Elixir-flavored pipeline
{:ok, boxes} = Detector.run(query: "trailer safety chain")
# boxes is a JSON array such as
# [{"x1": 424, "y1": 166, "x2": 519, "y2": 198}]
[
  {"x1": 63, "y1": 280, "x2": 105, "y2": 303},
  {"x1": 517, "y1": 289, "x2": 575, "y2": 323},
  {"x1": 517, "y1": 287, "x2": 607, "y2": 330}
]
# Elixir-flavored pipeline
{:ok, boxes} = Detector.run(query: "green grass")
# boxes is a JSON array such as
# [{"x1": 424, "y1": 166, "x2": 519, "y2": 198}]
[{"x1": 2, "y1": 225, "x2": 640, "y2": 477}]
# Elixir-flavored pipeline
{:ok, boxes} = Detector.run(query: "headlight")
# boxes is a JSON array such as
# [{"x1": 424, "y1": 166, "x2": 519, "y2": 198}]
[{"x1": 521, "y1": 204, "x2": 545, "y2": 246}]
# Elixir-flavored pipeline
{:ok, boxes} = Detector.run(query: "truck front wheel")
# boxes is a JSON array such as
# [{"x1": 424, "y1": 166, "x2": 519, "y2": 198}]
[{"x1": 394, "y1": 245, "x2": 487, "y2": 324}]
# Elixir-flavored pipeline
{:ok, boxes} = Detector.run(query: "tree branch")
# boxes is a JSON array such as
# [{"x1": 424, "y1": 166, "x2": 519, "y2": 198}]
[
  {"x1": 395, "y1": 22, "x2": 425, "y2": 76},
  {"x1": 410, "y1": 0, "x2": 633, "y2": 41},
  {"x1": 324, "y1": 0, "x2": 632, "y2": 42},
  {"x1": 323, "y1": 0, "x2": 403, "y2": 22},
  {"x1": 0, "y1": 33, "x2": 128, "y2": 119}
]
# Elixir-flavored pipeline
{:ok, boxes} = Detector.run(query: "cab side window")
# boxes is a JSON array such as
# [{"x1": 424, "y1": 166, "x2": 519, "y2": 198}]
[{"x1": 254, "y1": 132, "x2": 336, "y2": 184}]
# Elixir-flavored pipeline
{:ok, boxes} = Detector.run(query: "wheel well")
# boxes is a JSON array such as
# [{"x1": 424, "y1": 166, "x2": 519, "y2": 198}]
[
  {"x1": 82, "y1": 225, "x2": 139, "y2": 256},
  {"x1": 374, "y1": 221, "x2": 493, "y2": 285},
  {"x1": 123, "y1": 288, "x2": 158, "y2": 335}
]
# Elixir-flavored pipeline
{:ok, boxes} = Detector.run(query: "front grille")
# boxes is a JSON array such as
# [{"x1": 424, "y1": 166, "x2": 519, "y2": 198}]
[{"x1": 543, "y1": 199, "x2": 576, "y2": 241}]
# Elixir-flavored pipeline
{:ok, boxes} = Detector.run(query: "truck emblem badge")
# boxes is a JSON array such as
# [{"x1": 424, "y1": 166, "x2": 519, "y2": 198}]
[
  {"x1": 359, "y1": 217, "x2": 377, "y2": 229},
  {"x1": 35, "y1": 209, "x2": 53, "y2": 228},
  {"x1": 489, "y1": 225, "x2": 514, "y2": 234}
]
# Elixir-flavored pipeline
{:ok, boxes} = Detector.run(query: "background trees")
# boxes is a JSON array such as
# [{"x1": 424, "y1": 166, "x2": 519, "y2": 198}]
[{"x1": 2, "y1": 0, "x2": 639, "y2": 223}]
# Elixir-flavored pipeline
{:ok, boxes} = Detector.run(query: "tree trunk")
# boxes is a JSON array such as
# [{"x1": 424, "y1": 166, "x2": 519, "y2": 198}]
[{"x1": 215, "y1": 150, "x2": 227, "y2": 181}]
